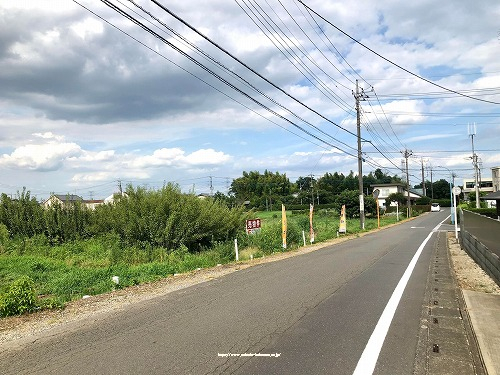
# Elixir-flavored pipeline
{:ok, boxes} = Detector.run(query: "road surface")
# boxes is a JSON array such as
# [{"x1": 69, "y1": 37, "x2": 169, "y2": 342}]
[{"x1": 0, "y1": 209, "x2": 475, "y2": 374}]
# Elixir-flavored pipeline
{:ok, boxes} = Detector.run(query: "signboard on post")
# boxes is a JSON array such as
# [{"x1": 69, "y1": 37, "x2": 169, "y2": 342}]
[
  {"x1": 309, "y1": 204, "x2": 315, "y2": 243},
  {"x1": 339, "y1": 204, "x2": 347, "y2": 233},
  {"x1": 373, "y1": 189, "x2": 380, "y2": 229},
  {"x1": 245, "y1": 219, "x2": 261, "y2": 234},
  {"x1": 452, "y1": 187, "x2": 461, "y2": 239},
  {"x1": 282, "y1": 204, "x2": 287, "y2": 249}
]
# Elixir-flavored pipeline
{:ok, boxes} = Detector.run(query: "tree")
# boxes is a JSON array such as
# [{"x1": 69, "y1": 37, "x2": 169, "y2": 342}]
[
  {"x1": 212, "y1": 191, "x2": 236, "y2": 208},
  {"x1": 293, "y1": 176, "x2": 316, "y2": 204},
  {"x1": 432, "y1": 179, "x2": 451, "y2": 199},
  {"x1": 230, "y1": 170, "x2": 292, "y2": 209},
  {"x1": 385, "y1": 192, "x2": 406, "y2": 207}
]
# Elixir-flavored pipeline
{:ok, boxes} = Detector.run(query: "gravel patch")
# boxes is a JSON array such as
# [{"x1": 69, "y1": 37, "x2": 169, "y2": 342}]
[{"x1": 448, "y1": 232, "x2": 500, "y2": 295}]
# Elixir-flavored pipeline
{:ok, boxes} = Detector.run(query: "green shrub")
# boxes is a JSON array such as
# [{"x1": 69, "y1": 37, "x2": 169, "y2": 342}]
[
  {"x1": 0, "y1": 276, "x2": 37, "y2": 317},
  {"x1": 0, "y1": 223, "x2": 8, "y2": 253}
]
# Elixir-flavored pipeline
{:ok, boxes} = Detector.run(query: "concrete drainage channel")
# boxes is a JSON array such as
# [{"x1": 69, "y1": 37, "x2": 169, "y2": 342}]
[{"x1": 414, "y1": 231, "x2": 485, "y2": 375}]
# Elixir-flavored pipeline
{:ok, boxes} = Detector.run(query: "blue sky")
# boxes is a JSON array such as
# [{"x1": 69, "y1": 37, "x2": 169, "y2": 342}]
[{"x1": 0, "y1": 0, "x2": 499, "y2": 200}]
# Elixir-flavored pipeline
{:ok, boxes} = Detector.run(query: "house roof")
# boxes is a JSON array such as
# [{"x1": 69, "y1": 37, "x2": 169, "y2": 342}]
[
  {"x1": 52, "y1": 194, "x2": 83, "y2": 202},
  {"x1": 371, "y1": 183, "x2": 406, "y2": 187},
  {"x1": 480, "y1": 191, "x2": 500, "y2": 200}
]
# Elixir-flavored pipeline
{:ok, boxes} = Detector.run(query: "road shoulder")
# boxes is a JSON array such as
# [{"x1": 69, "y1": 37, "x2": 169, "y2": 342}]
[{"x1": 449, "y1": 233, "x2": 500, "y2": 375}]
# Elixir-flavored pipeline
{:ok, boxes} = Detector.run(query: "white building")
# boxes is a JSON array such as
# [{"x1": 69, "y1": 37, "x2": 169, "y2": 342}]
[
  {"x1": 462, "y1": 177, "x2": 494, "y2": 200},
  {"x1": 492, "y1": 166, "x2": 500, "y2": 192},
  {"x1": 371, "y1": 183, "x2": 423, "y2": 208}
]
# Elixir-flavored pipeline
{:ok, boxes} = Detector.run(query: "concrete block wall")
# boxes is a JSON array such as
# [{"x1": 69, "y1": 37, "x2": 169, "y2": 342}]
[{"x1": 460, "y1": 228, "x2": 500, "y2": 287}]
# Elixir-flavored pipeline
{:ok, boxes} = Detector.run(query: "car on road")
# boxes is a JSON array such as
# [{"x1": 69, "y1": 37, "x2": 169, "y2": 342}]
[{"x1": 431, "y1": 203, "x2": 440, "y2": 212}]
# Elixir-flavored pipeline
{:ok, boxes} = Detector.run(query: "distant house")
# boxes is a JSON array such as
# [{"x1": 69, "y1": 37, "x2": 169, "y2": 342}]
[
  {"x1": 84, "y1": 199, "x2": 104, "y2": 210},
  {"x1": 371, "y1": 183, "x2": 424, "y2": 208},
  {"x1": 43, "y1": 194, "x2": 84, "y2": 209},
  {"x1": 43, "y1": 194, "x2": 104, "y2": 210},
  {"x1": 104, "y1": 192, "x2": 128, "y2": 204}
]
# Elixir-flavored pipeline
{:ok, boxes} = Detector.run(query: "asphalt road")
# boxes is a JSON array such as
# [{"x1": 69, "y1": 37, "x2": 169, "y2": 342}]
[{"x1": 0, "y1": 209, "x2": 452, "y2": 374}]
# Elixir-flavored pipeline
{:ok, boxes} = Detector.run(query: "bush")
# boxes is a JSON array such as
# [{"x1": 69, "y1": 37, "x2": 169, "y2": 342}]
[
  {"x1": 0, "y1": 276, "x2": 38, "y2": 317},
  {"x1": 465, "y1": 208, "x2": 498, "y2": 219},
  {"x1": 0, "y1": 223, "x2": 9, "y2": 253}
]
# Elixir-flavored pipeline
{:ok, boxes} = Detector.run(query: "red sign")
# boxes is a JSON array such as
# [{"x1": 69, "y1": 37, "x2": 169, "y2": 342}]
[{"x1": 246, "y1": 219, "x2": 262, "y2": 234}]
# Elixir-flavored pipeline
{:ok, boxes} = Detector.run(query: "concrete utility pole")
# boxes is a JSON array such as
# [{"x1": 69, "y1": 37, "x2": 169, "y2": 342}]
[
  {"x1": 469, "y1": 123, "x2": 480, "y2": 208},
  {"x1": 354, "y1": 79, "x2": 368, "y2": 230},
  {"x1": 430, "y1": 167, "x2": 434, "y2": 199},
  {"x1": 421, "y1": 158, "x2": 426, "y2": 197},
  {"x1": 403, "y1": 149, "x2": 413, "y2": 217}
]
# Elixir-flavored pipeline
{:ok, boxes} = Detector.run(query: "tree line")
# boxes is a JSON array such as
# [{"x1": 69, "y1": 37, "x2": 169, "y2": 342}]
[{"x1": 219, "y1": 168, "x2": 453, "y2": 210}]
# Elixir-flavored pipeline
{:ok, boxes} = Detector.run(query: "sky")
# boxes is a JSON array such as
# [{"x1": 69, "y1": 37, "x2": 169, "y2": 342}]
[{"x1": 1, "y1": 0, "x2": 499, "y2": 201}]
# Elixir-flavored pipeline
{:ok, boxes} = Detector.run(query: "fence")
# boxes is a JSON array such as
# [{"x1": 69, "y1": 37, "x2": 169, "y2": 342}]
[{"x1": 459, "y1": 209, "x2": 500, "y2": 286}]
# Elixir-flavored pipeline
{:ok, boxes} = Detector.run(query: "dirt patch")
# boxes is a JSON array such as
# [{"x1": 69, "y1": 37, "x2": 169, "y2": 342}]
[{"x1": 448, "y1": 232, "x2": 500, "y2": 295}]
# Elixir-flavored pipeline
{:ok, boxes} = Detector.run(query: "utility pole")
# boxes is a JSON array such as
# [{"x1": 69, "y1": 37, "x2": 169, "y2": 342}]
[
  {"x1": 421, "y1": 158, "x2": 426, "y2": 197},
  {"x1": 354, "y1": 79, "x2": 368, "y2": 229},
  {"x1": 469, "y1": 123, "x2": 480, "y2": 208},
  {"x1": 403, "y1": 149, "x2": 413, "y2": 217},
  {"x1": 430, "y1": 167, "x2": 434, "y2": 199},
  {"x1": 310, "y1": 174, "x2": 315, "y2": 205}
]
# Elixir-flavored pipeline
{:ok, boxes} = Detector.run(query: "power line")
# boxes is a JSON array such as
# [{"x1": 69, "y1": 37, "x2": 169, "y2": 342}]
[
  {"x1": 296, "y1": 0, "x2": 500, "y2": 106},
  {"x1": 73, "y1": 0, "x2": 339, "y2": 153},
  {"x1": 235, "y1": 0, "x2": 354, "y2": 114},
  {"x1": 84, "y1": 0, "x2": 361, "y2": 158},
  {"x1": 148, "y1": 0, "x2": 369, "y2": 142},
  {"x1": 123, "y1": 0, "x2": 357, "y2": 152}
]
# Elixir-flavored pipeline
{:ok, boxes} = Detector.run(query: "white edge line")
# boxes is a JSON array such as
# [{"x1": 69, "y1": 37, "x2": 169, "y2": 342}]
[{"x1": 352, "y1": 215, "x2": 449, "y2": 375}]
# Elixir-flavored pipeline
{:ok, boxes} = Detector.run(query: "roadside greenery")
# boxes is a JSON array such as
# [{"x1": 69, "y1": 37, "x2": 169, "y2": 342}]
[{"x1": 1, "y1": 181, "x2": 417, "y2": 318}]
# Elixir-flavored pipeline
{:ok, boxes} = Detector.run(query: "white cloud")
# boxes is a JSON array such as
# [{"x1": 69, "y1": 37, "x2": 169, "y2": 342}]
[
  {"x1": 405, "y1": 133, "x2": 460, "y2": 144},
  {"x1": 70, "y1": 17, "x2": 104, "y2": 40},
  {"x1": 0, "y1": 142, "x2": 81, "y2": 171},
  {"x1": 185, "y1": 149, "x2": 232, "y2": 166},
  {"x1": 33, "y1": 132, "x2": 65, "y2": 141},
  {"x1": 0, "y1": 0, "x2": 499, "y2": 198},
  {"x1": 130, "y1": 148, "x2": 231, "y2": 169}
]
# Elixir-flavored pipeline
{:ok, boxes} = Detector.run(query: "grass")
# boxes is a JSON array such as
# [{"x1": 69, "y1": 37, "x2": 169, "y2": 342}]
[{"x1": 0, "y1": 209, "x2": 410, "y2": 316}]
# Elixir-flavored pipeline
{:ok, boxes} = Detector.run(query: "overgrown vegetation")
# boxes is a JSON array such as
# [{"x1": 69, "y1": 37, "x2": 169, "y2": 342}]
[{"x1": 0, "y1": 184, "x2": 410, "y2": 318}]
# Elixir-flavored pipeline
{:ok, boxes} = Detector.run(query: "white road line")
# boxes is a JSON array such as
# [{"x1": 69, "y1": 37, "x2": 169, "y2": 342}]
[
  {"x1": 432, "y1": 215, "x2": 450, "y2": 232},
  {"x1": 352, "y1": 216, "x2": 450, "y2": 375}
]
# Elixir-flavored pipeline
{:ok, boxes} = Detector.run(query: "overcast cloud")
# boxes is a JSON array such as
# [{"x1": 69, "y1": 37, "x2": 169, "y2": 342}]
[{"x1": 0, "y1": 0, "x2": 499, "y2": 199}]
